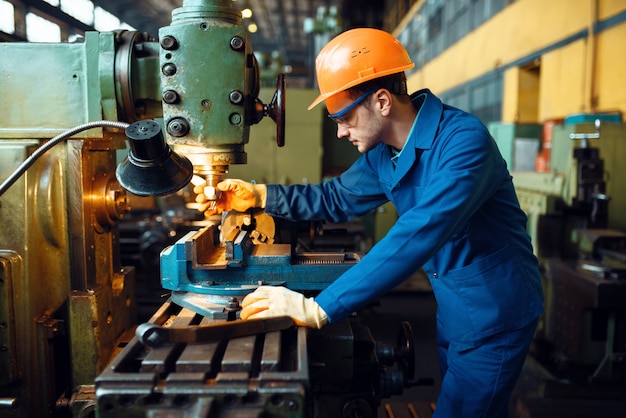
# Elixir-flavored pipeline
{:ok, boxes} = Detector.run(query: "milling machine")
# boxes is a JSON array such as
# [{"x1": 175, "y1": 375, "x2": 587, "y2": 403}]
[{"x1": 0, "y1": 1, "x2": 426, "y2": 417}]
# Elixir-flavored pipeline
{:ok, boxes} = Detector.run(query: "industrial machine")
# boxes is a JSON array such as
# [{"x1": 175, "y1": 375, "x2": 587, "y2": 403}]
[
  {"x1": 0, "y1": 1, "x2": 425, "y2": 417},
  {"x1": 509, "y1": 117, "x2": 626, "y2": 409}
]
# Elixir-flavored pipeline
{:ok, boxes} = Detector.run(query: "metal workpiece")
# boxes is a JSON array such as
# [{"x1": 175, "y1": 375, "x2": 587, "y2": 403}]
[{"x1": 221, "y1": 211, "x2": 277, "y2": 245}]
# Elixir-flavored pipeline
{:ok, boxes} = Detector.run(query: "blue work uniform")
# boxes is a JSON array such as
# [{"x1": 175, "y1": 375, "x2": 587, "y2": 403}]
[{"x1": 264, "y1": 89, "x2": 544, "y2": 417}]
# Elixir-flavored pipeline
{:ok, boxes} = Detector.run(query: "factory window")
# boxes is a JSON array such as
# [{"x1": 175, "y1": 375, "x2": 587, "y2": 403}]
[
  {"x1": 398, "y1": 0, "x2": 519, "y2": 73},
  {"x1": 0, "y1": 0, "x2": 15, "y2": 34},
  {"x1": 428, "y1": 6, "x2": 443, "y2": 38},
  {"x1": 446, "y1": 0, "x2": 471, "y2": 46},
  {"x1": 61, "y1": 0, "x2": 94, "y2": 26},
  {"x1": 26, "y1": 12, "x2": 61, "y2": 42},
  {"x1": 470, "y1": 0, "x2": 486, "y2": 29},
  {"x1": 440, "y1": 74, "x2": 503, "y2": 125},
  {"x1": 94, "y1": 7, "x2": 121, "y2": 31}
]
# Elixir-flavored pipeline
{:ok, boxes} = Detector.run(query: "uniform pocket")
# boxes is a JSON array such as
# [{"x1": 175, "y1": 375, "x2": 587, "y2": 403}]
[{"x1": 433, "y1": 245, "x2": 538, "y2": 346}]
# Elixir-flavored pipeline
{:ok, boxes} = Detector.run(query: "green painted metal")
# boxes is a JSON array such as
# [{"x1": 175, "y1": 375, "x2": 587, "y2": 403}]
[
  {"x1": 159, "y1": 1, "x2": 254, "y2": 152},
  {"x1": 0, "y1": 31, "x2": 162, "y2": 139}
]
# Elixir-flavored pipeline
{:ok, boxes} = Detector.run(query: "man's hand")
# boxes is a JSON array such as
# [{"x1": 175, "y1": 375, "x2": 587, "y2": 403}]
[
  {"x1": 240, "y1": 286, "x2": 328, "y2": 329},
  {"x1": 194, "y1": 179, "x2": 267, "y2": 215}
]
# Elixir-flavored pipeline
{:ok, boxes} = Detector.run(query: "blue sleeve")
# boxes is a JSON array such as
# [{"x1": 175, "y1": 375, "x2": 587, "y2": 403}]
[{"x1": 264, "y1": 151, "x2": 389, "y2": 222}]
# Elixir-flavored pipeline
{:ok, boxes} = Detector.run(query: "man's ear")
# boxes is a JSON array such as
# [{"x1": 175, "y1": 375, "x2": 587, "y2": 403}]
[{"x1": 375, "y1": 88, "x2": 393, "y2": 116}]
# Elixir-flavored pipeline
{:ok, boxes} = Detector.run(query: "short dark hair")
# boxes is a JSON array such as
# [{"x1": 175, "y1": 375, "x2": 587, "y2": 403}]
[{"x1": 347, "y1": 72, "x2": 408, "y2": 99}]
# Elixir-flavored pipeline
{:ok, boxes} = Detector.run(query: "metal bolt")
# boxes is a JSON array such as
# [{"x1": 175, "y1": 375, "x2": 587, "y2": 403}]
[
  {"x1": 167, "y1": 118, "x2": 190, "y2": 137},
  {"x1": 162, "y1": 90, "x2": 179, "y2": 104},
  {"x1": 229, "y1": 90, "x2": 243, "y2": 104},
  {"x1": 160, "y1": 35, "x2": 178, "y2": 50},
  {"x1": 162, "y1": 63, "x2": 177, "y2": 76},
  {"x1": 226, "y1": 297, "x2": 240, "y2": 311},
  {"x1": 229, "y1": 113, "x2": 242, "y2": 125},
  {"x1": 113, "y1": 190, "x2": 130, "y2": 216},
  {"x1": 143, "y1": 328, "x2": 164, "y2": 347},
  {"x1": 230, "y1": 36, "x2": 245, "y2": 51}
]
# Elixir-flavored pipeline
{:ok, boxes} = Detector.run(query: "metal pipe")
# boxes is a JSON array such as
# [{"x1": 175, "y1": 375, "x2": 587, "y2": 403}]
[{"x1": 0, "y1": 398, "x2": 17, "y2": 408}]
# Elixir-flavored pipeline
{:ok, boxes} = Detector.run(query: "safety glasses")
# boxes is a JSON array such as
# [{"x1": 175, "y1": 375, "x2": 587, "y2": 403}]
[{"x1": 328, "y1": 89, "x2": 376, "y2": 121}]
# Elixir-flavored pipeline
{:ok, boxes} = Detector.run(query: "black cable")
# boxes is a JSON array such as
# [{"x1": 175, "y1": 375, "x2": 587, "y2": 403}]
[{"x1": 0, "y1": 120, "x2": 129, "y2": 196}]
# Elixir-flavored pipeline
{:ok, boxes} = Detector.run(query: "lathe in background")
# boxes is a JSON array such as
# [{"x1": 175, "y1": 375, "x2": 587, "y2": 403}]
[{"x1": 491, "y1": 115, "x2": 626, "y2": 414}]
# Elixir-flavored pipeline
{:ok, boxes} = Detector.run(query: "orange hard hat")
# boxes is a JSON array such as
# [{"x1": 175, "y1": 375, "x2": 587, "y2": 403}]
[{"x1": 308, "y1": 28, "x2": 414, "y2": 112}]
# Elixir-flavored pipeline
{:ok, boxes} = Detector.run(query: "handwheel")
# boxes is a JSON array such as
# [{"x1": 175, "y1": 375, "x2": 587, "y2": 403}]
[
  {"x1": 396, "y1": 321, "x2": 416, "y2": 385},
  {"x1": 265, "y1": 73, "x2": 286, "y2": 147}
]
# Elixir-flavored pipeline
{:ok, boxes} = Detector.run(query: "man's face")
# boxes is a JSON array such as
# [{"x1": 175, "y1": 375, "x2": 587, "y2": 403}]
[{"x1": 331, "y1": 94, "x2": 385, "y2": 154}]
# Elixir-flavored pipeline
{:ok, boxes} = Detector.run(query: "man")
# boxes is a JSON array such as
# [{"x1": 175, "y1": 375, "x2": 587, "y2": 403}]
[{"x1": 196, "y1": 28, "x2": 543, "y2": 417}]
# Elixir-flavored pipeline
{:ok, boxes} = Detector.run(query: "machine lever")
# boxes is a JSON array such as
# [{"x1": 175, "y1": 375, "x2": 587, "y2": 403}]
[{"x1": 136, "y1": 316, "x2": 294, "y2": 348}]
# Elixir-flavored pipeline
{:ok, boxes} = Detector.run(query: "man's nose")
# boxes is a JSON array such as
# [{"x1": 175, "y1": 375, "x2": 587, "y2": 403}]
[{"x1": 336, "y1": 125, "x2": 349, "y2": 139}]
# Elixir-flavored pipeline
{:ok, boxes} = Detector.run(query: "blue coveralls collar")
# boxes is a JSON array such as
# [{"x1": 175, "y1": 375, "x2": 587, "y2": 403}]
[{"x1": 391, "y1": 89, "x2": 443, "y2": 185}]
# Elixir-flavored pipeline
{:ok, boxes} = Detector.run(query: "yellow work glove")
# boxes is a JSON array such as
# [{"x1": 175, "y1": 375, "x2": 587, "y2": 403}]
[
  {"x1": 194, "y1": 179, "x2": 267, "y2": 215},
  {"x1": 240, "y1": 286, "x2": 328, "y2": 329}
]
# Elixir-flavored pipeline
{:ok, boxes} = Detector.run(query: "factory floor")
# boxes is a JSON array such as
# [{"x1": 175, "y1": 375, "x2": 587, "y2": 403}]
[{"x1": 361, "y1": 290, "x2": 626, "y2": 418}]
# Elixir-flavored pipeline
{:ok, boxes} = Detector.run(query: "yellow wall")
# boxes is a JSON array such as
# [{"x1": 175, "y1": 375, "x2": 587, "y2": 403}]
[
  {"x1": 537, "y1": 40, "x2": 587, "y2": 120},
  {"x1": 403, "y1": 0, "x2": 626, "y2": 123},
  {"x1": 502, "y1": 64, "x2": 541, "y2": 123},
  {"x1": 595, "y1": 22, "x2": 626, "y2": 112}
]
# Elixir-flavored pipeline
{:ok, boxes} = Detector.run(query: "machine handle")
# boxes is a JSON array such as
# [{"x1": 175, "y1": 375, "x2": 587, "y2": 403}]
[
  {"x1": 136, "y1": 315, "x2": 294, "y2": 348},
  {"x1": 397, "y1": 321, "x2": 435, "y2": 387},
  {"x1": 265, "y1": 73, "x2": 286, "y2": 147}
]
